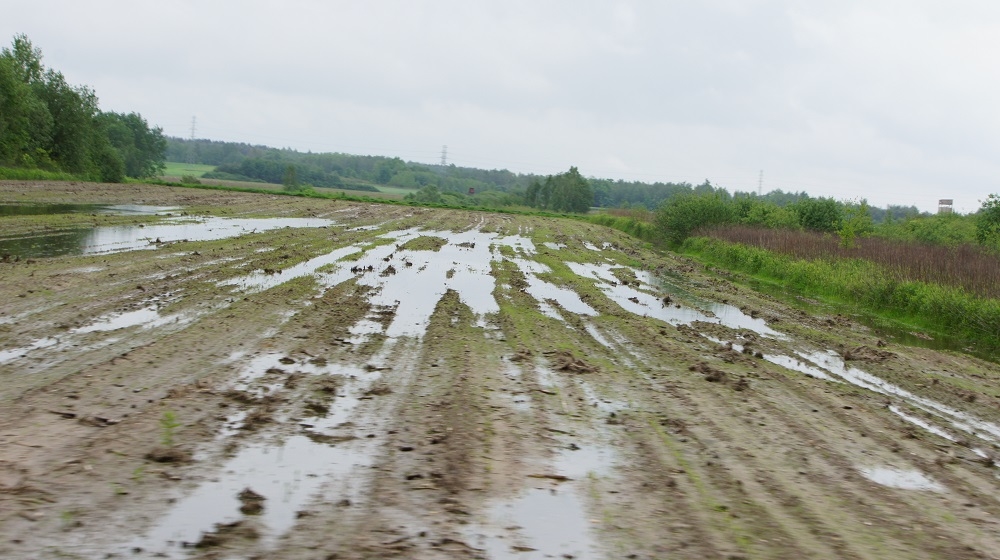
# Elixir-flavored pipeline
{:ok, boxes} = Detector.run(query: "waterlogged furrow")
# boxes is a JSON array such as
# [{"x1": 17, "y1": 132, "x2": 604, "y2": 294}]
[
  {"x1": 802, "y1": 350, "x2": 1000, "y2": 451},
  {"x1": 125, "y1": 355, "x2": 384, "y2": 556},
  {"x1": 715, "y1": 334, "x2": 1000, "y2": 457},
  {"x1": 510, "y1": 257, "x2": 597, "y2": 318},
  {"x1": 566, "y1": 261, "x2": 784, "y2": 337},
  {"x1": 0, "y1": 301, "x2": 198, "y2": 365}
]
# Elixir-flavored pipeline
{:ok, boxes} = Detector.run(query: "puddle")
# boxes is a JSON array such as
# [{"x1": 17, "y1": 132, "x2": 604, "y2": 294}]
[
  {"x1": 0, "y1": 301, "x2": 195, "y2": 365},
  {"x1": 888, "y1": 405, "x2": 991, "y2": 459},
  {"x1": 130, "y1": 357, "x2": 378, "y2": 556},
  {"x1": 578, "y1": 381, "x2": 627, "y2": 414},
  {"x1": 0, "y1": 215, "x2": 334, "y2": 258},
  {"x1": 474, "y1": 487, "x2": 601, "y2": 559},
  {"x1": 0, "y1": 337, "x2": 59, "y2": 364},
  {"x1": 0, "y1": 203, "x2": 178, "y2": 217},
  {"x1": 584, "y1": 323, "x2": 614, "y2": 350},
  {"x1": 467, "y1": 446, "x2": 613, "y2": 559},
  {"x1": 511, "y1": 258, "x2": 597, "y2": 318},
  {"x1": 555, "y1": 444, "x2": 616, "y2": 478},
  {"x1": 535, "y1": 363, "x2": 557, "y2": 388},
  {"x1": 496, "y1": 235, "x2": 537, "y2": 256},
  {"x1": 127, "y1": 434, "x2": 372, "y2": 555},
  {"x1": 497, "y1": 361, "x2": 532, "y2": 412},
  {"x1": 74, "y1": 307, "x2": 163, "y2": 333},
  {"x1": 802, "y1": 351, "x2": 1000, "y2": 450},
  {"x1": 566, "y1": 261, "x2": 783, "y2": 338},
  {"x1": 223, "y1": 244, "x2": 362, "y2": 293},
  {"x1": 860, "y1": 467, "x2": 945, "y2": 491},
  {"x1": 345, "y1": 317, "x2": 385, "y2": 345},
  {"x1": 304, "y1": 228, "x2": 525, "y2": 338},
  {"x1": 761, "y1": 353, "x2": 837, "y2": 381}
]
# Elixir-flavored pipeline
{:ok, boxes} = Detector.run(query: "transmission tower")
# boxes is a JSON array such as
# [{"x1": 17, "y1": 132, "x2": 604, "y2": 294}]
[
  {"x1": 190, "y1": 116, "x2": 197, "y2": 141},
  {"x1": 441, "y1": 145, "x2": 448, "y2": 166},
  {"x1": 758, "y1": 170, "x2": 763, "y2": 196}
]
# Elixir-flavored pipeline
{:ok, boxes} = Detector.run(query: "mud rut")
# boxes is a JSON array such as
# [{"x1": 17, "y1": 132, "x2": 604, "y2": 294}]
[{"x1": 1, "y1": 182, "x2": 1000, "y2": 559}]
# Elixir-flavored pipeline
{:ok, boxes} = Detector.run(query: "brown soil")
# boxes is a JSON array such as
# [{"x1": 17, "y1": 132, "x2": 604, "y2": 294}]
[{"x1": 1, "y1": 181, "x2": 1000, "y2": 559}]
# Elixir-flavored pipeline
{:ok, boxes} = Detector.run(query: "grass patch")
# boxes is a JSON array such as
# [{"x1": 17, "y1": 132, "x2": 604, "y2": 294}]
[
  {"x1": 399, "y1": 236, "x2": 448, "y2": 252},
  {"x1": 161, "y1": 162, "x2": 216, "y2": 178},
  {"x1": 585, "y1": 213, "x2": 658, "y2": 242},
  {"x1": 373, "y1": 185, "x2": 421, "y2": 196},
  {"x1": 0, "y1": 166, "x2": 81, "y2": 181}
]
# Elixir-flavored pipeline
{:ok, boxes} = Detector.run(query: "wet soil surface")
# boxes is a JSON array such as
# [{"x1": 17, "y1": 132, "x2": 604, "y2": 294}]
[{"x1": 2, "y1": 181, "x2": 1000, "y2": 559}]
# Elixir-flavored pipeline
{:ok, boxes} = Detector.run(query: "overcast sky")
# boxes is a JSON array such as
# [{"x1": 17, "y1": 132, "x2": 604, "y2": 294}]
[{"x1": 4, "y1": 1, "x2": 999, "y2": 212}]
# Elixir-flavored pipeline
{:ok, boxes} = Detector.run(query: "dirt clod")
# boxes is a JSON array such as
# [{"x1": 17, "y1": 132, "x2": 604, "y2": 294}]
[
  {"x1": 144, "y1": 447, "x2": 192, "y2": 463},
  {"x1": 546, "y1": 350, "x2": 597, "y2": 373},
  {"x1": 238, "y1": 487, "x2": 266, "y2": 515}
]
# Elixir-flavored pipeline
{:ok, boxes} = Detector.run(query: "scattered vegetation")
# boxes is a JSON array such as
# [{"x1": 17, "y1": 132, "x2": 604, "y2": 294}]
[{"x1": 159, "y1": 410, "x2": 180, "y2": 447}]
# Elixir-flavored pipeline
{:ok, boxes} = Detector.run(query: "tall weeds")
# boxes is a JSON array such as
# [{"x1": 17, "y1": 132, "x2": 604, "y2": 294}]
[
  {"x1": 703, "y1": 224, "x2": 1000, "y2": 298},
  {"x1": 684, "y1": 236, "x2": 1000, "y2": 348}
]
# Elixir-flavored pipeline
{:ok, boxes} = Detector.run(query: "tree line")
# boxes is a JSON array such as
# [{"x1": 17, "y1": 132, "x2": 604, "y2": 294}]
[
  {"x1": 649, "y1": 190, "x2": 1000, "y2": 252},
  {"x1": 0, "y1": 35, "x2": 166, "y2": 182}
]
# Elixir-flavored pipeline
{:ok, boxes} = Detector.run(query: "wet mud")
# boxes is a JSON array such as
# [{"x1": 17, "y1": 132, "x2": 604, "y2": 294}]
[{"x1": 1, "y1": 181, "x2": 1000, "y2": 559}]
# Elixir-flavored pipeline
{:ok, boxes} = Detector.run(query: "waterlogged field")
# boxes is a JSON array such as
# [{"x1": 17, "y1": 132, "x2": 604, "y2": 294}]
[{"x1": 2, "y1": 182, "x2": 1000, "y2": 559}]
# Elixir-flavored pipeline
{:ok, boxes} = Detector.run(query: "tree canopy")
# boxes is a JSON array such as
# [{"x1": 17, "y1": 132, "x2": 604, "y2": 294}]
[
  {"x1": 0, "y1": 34, "x2": 165, "y2": 181},
  {"x1": 524, "y1": 167, "x2": 593, "y2": 213}
]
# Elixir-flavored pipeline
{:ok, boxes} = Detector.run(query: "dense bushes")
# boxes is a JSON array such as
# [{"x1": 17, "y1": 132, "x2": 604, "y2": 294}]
[{"x1": 655, "y1": 193, "x2": 735, "y2": 246}]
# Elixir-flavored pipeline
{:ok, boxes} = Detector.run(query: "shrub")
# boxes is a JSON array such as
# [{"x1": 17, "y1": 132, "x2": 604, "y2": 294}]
[{"x1": 655, "y1": 193, "x2": 735, "y2": 247}]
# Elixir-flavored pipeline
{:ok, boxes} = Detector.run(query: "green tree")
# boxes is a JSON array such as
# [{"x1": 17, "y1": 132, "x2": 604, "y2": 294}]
[
  {"x1": 976, "y1": 193, "x2": 1000, "y2": 251},
  {"x1": 795, "y1": 197, "x2": 842, "y2": 232},
  {"x1": 524, "y1": 167, "x2": 592, "y2": 213},
  {"x1": 98, "y1": 112, "x2": 166, "y2": 178},
  {"x1": 838, "y1": 198, "x2": 874, "y2": 248},
  {"x1": 0, "y1": 34, "x2": 165, "y2": 181}
]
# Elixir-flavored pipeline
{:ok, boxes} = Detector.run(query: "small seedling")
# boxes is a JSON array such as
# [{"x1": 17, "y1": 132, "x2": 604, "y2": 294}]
[{"x1": 160, "y1": 410, "x2": 181, "y2": 447}]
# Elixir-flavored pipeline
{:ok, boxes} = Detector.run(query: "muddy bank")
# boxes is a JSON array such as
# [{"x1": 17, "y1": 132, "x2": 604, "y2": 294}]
[{"x1": 1, "y1": 181, "x2": 1000, "y2": 559}]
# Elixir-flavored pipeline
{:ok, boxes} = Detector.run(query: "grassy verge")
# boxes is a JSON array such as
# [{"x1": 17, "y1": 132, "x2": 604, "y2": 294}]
[
  {"x1": 683, "y1": 236, "x2": 1000, "y2": 354},
  {"x1": 584, "y1": 213, "x2": 658, "y2": 242},
  {"x1": 0, "y1": 166, "x2": 81, "y2": 181}
]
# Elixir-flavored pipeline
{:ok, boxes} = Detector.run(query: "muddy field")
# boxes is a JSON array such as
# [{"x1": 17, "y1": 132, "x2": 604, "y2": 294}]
[{"x1": 1, "y1": 181, "x2": 999, "y2": 560}]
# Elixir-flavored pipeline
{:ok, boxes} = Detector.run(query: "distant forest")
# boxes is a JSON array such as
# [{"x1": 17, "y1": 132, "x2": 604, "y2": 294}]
[{"x1": 167, "y1": 137, "x2": 924, "y2": 221}]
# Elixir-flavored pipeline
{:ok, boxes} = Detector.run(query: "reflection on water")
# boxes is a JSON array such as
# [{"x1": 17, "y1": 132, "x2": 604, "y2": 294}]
[
  {"x1": 0, "y1": 215, "x2": 334, "y2": 258},
  {"x1": 0, "y1": 203, "x2": 180, "y2": 216}
]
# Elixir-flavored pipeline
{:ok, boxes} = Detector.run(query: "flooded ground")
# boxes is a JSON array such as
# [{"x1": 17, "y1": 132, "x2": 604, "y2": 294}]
[{"x1": 2, "y1": 181, "x2": 1000, "y2": 559}]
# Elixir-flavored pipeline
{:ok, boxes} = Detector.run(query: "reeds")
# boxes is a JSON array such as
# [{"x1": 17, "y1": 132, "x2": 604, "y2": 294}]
[{"x1": 703, "y1": 225, "x2": 1000, "y2": 298}]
